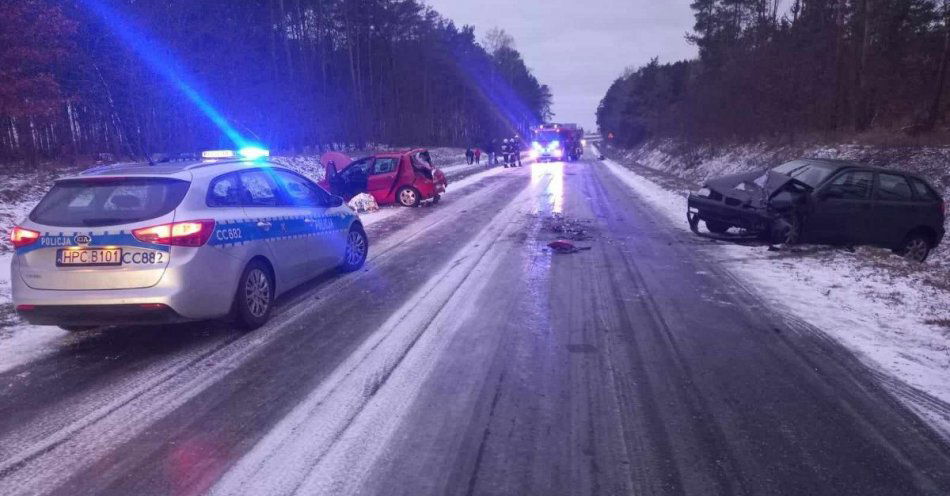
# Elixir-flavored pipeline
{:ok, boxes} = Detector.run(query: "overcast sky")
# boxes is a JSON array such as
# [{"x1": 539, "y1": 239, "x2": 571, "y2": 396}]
[{"x1": 423, "y1": 1, "x2": 698, "y2": 131}]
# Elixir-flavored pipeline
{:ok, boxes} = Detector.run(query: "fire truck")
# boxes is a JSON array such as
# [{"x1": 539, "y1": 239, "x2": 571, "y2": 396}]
[{"x1": 529, "y1": 123, "x2": 584, "y2": 162}]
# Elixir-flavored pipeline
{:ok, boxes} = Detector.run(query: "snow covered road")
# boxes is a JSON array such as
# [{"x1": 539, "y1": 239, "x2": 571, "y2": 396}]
[{"x1": 1, "y1": 156, "x2": 949, "y2": 495}]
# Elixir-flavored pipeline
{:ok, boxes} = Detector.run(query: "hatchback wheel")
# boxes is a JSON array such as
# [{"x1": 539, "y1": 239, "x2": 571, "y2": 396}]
[
  {"x1": 899, "y1": 233, "x2": 931, "y2": 263},
  {"x1": 397, "y1": 187, "x2": 420, "y2": 207},
  {"x1": 339, "y1": 225, "x2": 369, "y2": 272},
  {"x1": 233, "y1": 260, "x2": 274, "y2": 330}
]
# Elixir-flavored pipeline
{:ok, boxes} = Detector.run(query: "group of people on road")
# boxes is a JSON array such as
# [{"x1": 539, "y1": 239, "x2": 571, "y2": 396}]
[
  {"x1": 472, "y1": 137, "x2": 523, "y2": 168},
  {"x1": 464, "y1": 147, "x2": 482, "y2": 165},
  {"x1": 499, "y1": 138, "x2": 523, "y2": 167}
]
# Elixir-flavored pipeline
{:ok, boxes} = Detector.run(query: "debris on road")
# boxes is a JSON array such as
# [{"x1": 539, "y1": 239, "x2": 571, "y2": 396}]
[
  {"x1": 348, "y1": 193, "x2": 380, "y2": 213},
  {"x1": 548, "y1": 239, "x2": 592, "y2": 254},
  {"x1": 544, "y1": 213, "x2": 592, "y2": 241}
]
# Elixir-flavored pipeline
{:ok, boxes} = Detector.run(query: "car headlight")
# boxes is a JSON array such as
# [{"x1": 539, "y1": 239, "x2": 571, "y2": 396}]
[{"x1": 695, "y1": 187, "x2": 711, "y2": 197}]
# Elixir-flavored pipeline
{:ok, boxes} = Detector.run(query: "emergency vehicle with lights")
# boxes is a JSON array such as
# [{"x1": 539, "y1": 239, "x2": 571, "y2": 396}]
[
  {"x1": 10, "y1": 148, "x2": 368, "y2": 330},
  {"x1": 530, "y1": 124, "x2": 584, "y2": 162}
]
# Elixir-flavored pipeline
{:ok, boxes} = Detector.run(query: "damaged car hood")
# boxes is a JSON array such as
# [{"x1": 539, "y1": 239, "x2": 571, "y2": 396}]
[{"x1": 705, "y1": 170, "x2": 807, "y2": 207}]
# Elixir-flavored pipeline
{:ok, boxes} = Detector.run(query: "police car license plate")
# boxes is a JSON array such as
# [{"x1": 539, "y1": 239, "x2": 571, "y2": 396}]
[{"x1": 56, "y1": 248, "x2": 123, "y2": 267}]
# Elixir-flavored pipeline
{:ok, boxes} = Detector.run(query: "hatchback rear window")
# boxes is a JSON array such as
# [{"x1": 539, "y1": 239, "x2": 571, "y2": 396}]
[
  {"x1": 30, "y1": 177, "x2": 190, "y2": 227},
  {"x1": 909, "y1": 178, "x2": 940, "y2": 202},
  {"x1": 876, "y1": 174, "x2": 913, "y2": 201}
]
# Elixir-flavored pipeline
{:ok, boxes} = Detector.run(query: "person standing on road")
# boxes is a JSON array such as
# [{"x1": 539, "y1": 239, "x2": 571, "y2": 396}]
[
  {"x1": 512, "y1": 137, "x2": 522, "y2": 167},
  {"x1": 465, "y1": 147, "x2": 474, "y2": 165},
  {"x1": 474, "y1": 148, "x2": 482, "y2": 165}
]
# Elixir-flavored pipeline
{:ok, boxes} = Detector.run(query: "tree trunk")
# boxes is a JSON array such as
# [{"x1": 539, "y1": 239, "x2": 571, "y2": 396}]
[{"x1": 925, "y1": 1, "x2": 950, "y2": 131}]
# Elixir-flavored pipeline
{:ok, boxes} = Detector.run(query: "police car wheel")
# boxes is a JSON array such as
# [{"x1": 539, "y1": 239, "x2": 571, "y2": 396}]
[
  {"x1": 340, "y1": 226, "x2": 369, "y2": 272},
  {"x1": 233, "y1": 261, "x2": 274, "y2": 330},
  {"x1": 397, "y1": 187, "x2": 420, "y2": 207}
]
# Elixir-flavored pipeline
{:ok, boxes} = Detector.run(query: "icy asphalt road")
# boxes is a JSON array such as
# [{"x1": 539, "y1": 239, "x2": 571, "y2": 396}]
[{"x1": 1, "y1": 157, "x2": 950, "y2": 495}]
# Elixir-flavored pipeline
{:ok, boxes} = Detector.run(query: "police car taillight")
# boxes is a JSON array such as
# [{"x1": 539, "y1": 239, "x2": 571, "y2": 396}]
[
  {"x1": 11, "y1": 226, "x2": 40, "y2": 249},
  {"x1": 133, "y1": 220, "x2": 215, "y2": 247}
]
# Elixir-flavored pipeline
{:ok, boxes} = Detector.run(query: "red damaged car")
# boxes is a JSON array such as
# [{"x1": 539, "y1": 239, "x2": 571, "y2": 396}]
[{"x1": 322, "y1": 149, "x2": 447, "y2": 207}]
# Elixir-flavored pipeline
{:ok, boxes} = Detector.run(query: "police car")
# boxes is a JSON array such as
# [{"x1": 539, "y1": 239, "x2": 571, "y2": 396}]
[{"x1": 10, "y1": 149, "x2": 368, "y2": 331}]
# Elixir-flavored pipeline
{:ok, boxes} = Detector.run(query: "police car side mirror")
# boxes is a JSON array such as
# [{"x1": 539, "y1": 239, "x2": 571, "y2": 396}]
[{"x1": 326, "y1": 195, "x2": 344, "y2": 208}]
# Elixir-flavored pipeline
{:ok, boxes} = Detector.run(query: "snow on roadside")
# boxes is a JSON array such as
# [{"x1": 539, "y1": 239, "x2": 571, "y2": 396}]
[
  {"x1": 596, "y1": 148, "x2": 950, "y2": 436},
  {"x1": 0, "y1": 251, "x2": 67, "y2": 374},
  {"x1": 268, "y1": 155, "x2": 328, "y2": 183},
  {"x1": 0, "y1": 168, "x2": 73, "y2": 373}
]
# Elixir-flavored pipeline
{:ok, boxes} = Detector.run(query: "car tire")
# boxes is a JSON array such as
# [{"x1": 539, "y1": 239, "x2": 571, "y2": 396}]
[
  {"x1": 339, "y1": 225, "x2": 369, "y2": 272},
  {"x1": 771, "y1": 215, "x2": 801, "y2": 245},
  {"x1": 705, "y1": 221, "x2": 731, "y2": 234},
  {"x1": 232, "y1": 260, "x2": 274, "y2": 330},
  {"x1": 59, "y1": 325, "x2": 97, "y2": 333},
  {"x1": 898, "y1": 232, "x2": 932, "y2": 263},
  {"x1": 397, "y1": 187, "x2": 420, "y2": 207}
]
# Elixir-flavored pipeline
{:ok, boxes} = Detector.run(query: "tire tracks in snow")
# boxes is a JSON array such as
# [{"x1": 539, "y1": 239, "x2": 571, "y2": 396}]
[{"x1": 209, "y1": 171, "x2": 553, "y2": 496}]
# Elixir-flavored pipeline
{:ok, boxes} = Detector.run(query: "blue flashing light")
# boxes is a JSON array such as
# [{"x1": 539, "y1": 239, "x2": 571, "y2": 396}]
[
  {"x1": 238, "y1": 146, "x2": 270, "y2": 160},
  {"x1": 79, "y1": 0, "x2": 251, "y2": 149},
  {"x1": 531, "y1": 141, "x2": 543, "y2": 150}
]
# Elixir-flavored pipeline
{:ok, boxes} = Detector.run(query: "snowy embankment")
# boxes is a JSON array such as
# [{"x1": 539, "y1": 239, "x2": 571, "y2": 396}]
[
  {"x1": 0, "y1": 167, "x2": 84, "y2": 372},
  {"x1": 595, "y1": 144, "x2": 950, "y2": 436}
]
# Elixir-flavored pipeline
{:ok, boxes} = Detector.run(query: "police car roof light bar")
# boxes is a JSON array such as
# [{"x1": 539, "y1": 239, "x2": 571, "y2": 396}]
[{"x1": 201, "y1": 150, "x2": 236, "y2": 159}]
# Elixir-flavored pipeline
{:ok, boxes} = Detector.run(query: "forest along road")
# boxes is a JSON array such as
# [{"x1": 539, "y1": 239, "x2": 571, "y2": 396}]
[{"x1": 0, "y1": 158, "x2": 949, "y2": 495}]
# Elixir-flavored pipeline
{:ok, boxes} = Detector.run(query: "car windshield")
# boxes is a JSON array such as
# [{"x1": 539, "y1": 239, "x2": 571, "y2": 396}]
[
  {"x1": 535, "y1": 131, "x2": 560, "y2": 142},
  {"x1": 771, "y1": 161, "x2": 837, "y2": 188},
  {"x1": 30, "y1": 177, "x2": 190, "y2": 227}
]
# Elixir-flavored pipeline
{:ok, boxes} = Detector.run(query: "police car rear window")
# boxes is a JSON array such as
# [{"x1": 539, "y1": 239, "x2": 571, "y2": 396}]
[{"x1": 30, "y1": 177, "x2": 190, "y2": 227}]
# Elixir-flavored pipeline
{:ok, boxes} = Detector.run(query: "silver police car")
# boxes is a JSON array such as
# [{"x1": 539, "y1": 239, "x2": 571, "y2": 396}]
[{"x1": 11, "y1": 152, "x2": 368, "y2": 330}]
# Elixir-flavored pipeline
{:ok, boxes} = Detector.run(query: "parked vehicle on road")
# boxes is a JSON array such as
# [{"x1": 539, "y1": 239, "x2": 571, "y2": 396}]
[
  {"x1": 687, "y1": 158, "x2": 946, "y2": 261},
  {"x1": 323, "y1": 148, "x2": 447, "y2": 207},
  {"x1": 11, "y1": 149, "x2": 368, "y2": 331},
  {"x1": 530, "y1": 123, "x2": 584, "y2": 162}
]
